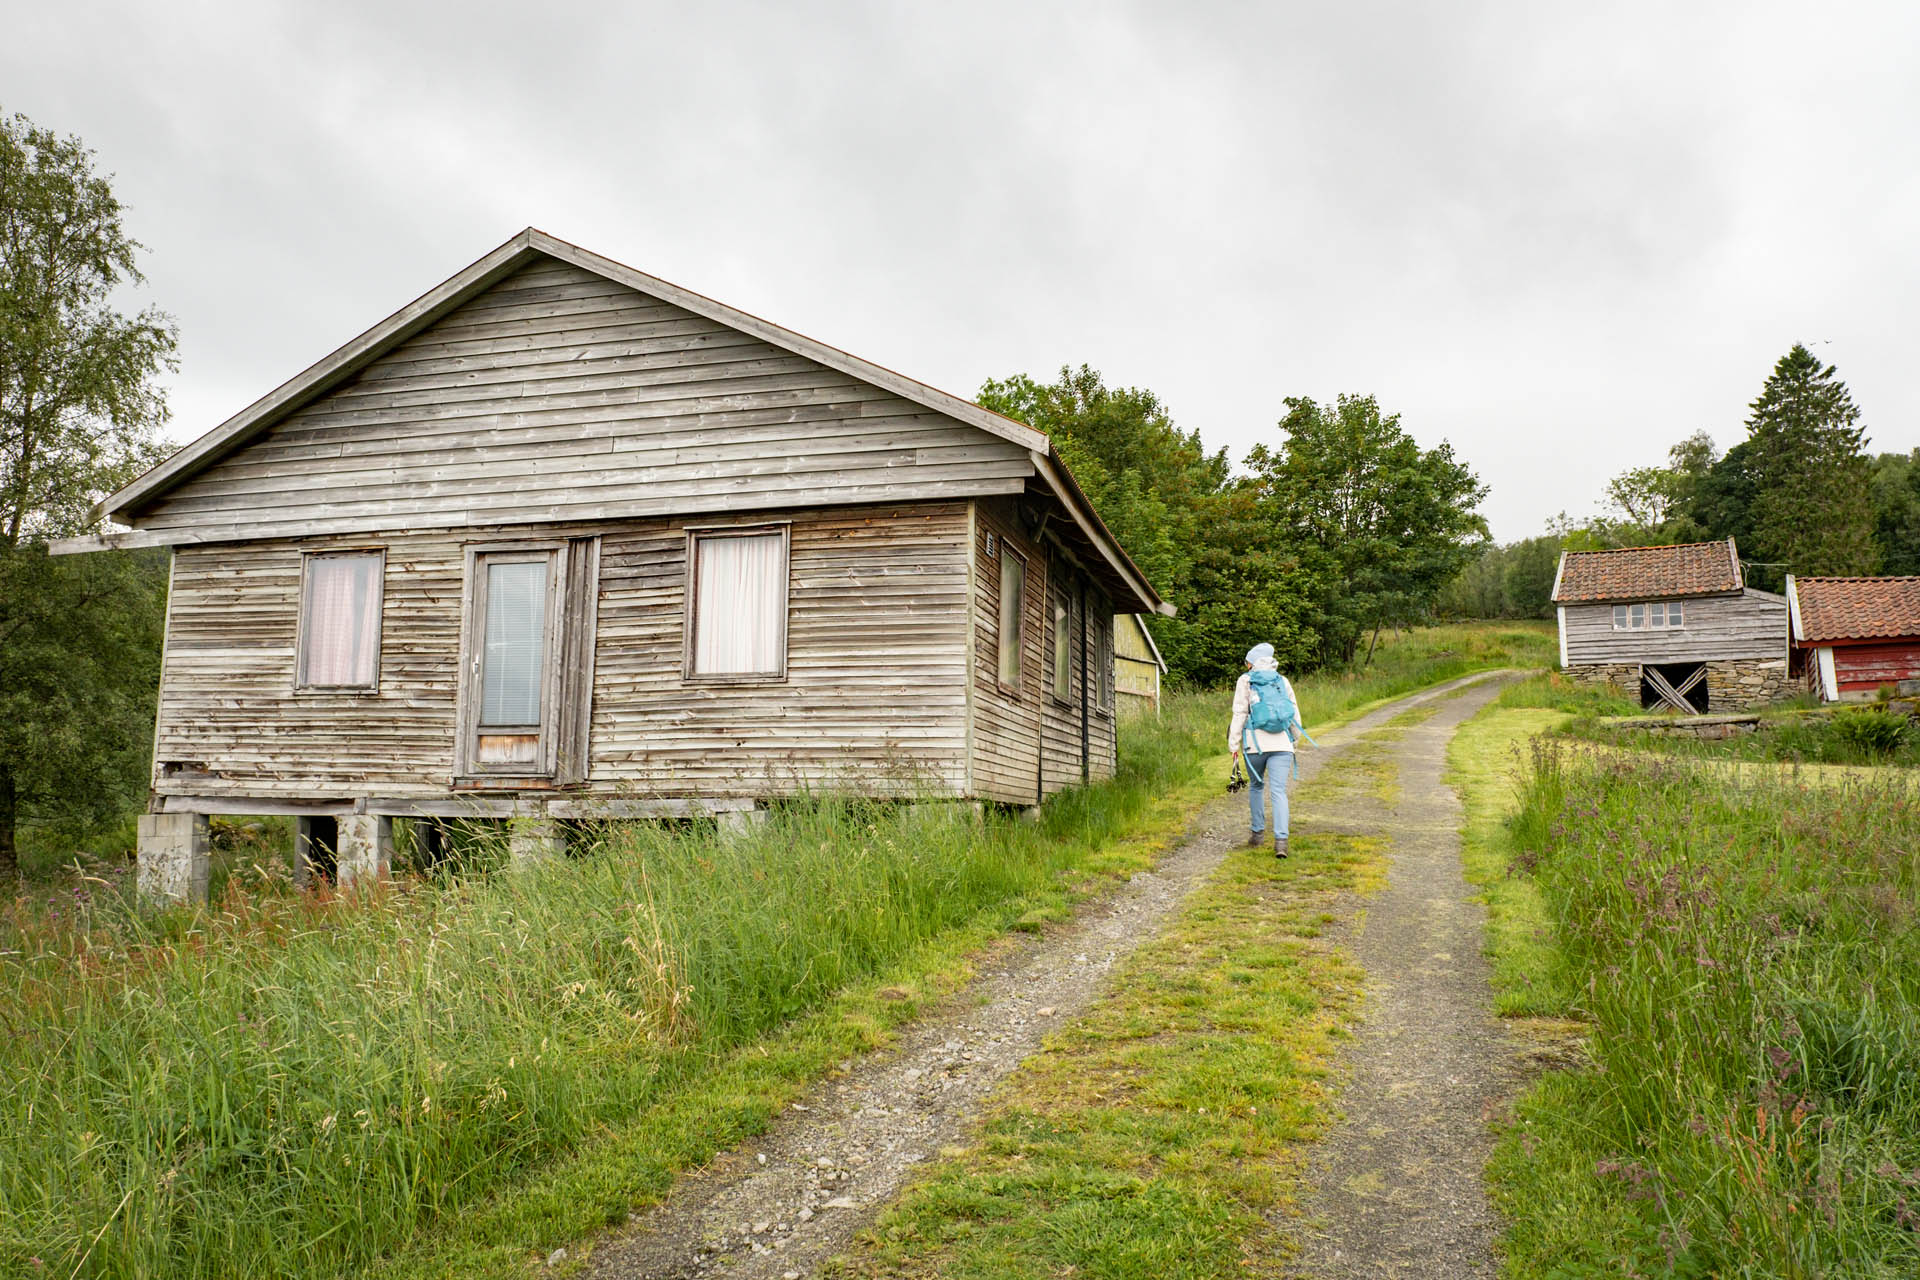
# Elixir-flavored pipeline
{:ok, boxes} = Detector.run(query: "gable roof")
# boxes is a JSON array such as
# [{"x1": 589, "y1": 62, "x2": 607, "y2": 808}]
[
  {"x1": 1786, "y1": 575, "x2": 1920, "y2": 643},
  {"x1": 1552, "y1": 538, "x2": 1743, "y2": 604},
  {"x1": 1118, "y1": 613, "x2": 1168, "y2": 672},
  {"x1": 90, "y1": 228, "x2": 1168, "y2": 615}
]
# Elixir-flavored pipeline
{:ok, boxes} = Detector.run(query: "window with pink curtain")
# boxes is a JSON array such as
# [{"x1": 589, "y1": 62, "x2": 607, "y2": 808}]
[
  {"x1": 300, "y1": 552, "x2": 382, "y2": 688},
  {"x1": 691, "y1": 530, "x2": 787, "y2": 676}
]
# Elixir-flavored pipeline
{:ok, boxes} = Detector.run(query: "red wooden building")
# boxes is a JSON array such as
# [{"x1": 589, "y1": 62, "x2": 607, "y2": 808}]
[{"x1": 1785, "y1": 575, "x2": 1920, "y2": 701}]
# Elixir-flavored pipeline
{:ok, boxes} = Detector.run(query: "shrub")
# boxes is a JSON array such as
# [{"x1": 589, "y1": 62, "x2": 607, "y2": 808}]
[{"x1": 1830, "y1": 706, "x2": 1911, "y2": 756}]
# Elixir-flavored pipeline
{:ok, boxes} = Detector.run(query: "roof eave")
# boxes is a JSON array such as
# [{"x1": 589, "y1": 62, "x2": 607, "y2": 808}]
[{"x1": 1028, "y1": 447, "x2": 1171, "y2": 617}]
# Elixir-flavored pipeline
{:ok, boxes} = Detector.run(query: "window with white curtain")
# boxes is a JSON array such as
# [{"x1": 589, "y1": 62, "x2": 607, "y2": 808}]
[
  {"x1": 689, "y1": 528, "x2": 789, "y2": 677},
  {"x1": 298, "y1": 551, "x2": 383, "y2": 689},
  {"x1": 481, "y1": 559, "x2": 549, "y2": 725}
]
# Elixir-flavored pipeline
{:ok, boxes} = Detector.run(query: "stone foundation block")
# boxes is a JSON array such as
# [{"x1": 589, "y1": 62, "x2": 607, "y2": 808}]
[
  {"x1": 137, "y1": 813, "x2": 211, "y2": 905},
  {"x1": 509, "y1": 815, "x2": 565, "y2": 868},
  {"x1": 337, "y1": 814, "x2": 392, "y2": 890}
]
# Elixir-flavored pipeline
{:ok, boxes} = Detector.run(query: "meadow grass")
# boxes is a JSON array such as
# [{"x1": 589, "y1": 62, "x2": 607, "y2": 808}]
[
  {"x1": 1472, "y1": 736, "x2": 1920, "y2": 1277},
  {"x1": 0, "y1": 622, "x2": 1527, "y2": 1279}
]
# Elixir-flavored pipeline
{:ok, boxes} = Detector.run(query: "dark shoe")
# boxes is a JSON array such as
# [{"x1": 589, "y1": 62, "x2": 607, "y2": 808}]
[
  {"x1": 1246, "y1": 829, "x2": 1264, "y2": 848},
  {"x1": 1274, "y1": 836, "x2": 1289, "y2": 859}
]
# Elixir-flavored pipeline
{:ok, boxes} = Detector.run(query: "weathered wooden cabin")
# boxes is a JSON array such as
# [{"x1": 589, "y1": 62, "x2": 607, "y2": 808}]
[
  {"x1": 1552, "y1": 538, "x2": 1789, "y2": 712},
  {"x1": 1786, "y1": 575, "x2": 1920, "y2": 701},
  {"x1": 56, "y1": 229, "x2": 1171, "y2": 901},
  {"x1": 1113, "y1": 614, "x2": 1167, "y2": 718}
]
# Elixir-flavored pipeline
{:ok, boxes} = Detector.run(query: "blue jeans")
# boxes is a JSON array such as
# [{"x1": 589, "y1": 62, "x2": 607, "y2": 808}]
[{"x1": 1247, "y1": 750, "x2": 1292, "y2": 837}]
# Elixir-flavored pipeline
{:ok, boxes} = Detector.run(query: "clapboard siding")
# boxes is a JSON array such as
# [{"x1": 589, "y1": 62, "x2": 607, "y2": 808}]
[
  {"x1": 1562, "y1": 590, "x2": 1788, "y2": 666},
  {"x1": 153, "y1": 503, "x2": 972, "y2": 800},
  {"x1": 131, "y1": 257, "x2": 1033, "y2": 539},
  {"x1": 1831, "y1": 640, "x2": 1920, "y2": 693},
  {"x1": 969, "y1": 500, "x2": 1046, "y2": 804},
  {"x1": 1039, "y1": 571, "x2": 1084, "y2": 796},
  {"x1": 1088, "y1": 594, "x2": 1118, "y2": 780}
]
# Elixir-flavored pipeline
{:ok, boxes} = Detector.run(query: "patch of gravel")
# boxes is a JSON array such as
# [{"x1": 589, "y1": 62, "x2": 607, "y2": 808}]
[
  {"x1": 578, "y1": 673, "x2": 1511, "y2": 1280},
  {"x1": 1282, "y1": 674, "x2": 1527, "y2": 1278}
]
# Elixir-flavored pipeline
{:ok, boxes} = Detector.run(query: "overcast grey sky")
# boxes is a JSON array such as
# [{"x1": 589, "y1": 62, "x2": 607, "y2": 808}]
[{"x1": 8, "y1": 0, "x2": 1917, "y2": 539}]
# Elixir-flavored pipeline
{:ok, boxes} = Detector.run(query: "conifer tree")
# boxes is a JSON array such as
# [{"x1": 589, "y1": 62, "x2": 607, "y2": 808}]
[{"x1": 1743, "y1": 344, "x2": 1876, "y2": 586}]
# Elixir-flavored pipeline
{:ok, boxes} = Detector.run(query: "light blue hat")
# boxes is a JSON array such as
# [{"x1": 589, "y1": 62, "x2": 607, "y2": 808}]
[{"x1": 1245, "y1": 642, "x2": 1275, "y2": 665}]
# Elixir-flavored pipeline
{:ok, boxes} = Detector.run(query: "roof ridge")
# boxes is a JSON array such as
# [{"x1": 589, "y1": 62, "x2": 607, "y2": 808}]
[{"x1": 1564, "y1": 539, "x2": 1732, "y2": 556}]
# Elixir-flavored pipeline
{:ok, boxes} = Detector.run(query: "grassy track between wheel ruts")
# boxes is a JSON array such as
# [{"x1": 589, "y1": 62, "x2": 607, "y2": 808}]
[
  {"x1": 1451, "y1": 681, "x2": 1920, "y2": 1277},
  {"x1": 0, "y1": 624, "x2": 1539, "y2": 1280},
  {"x1": 823, "y1": 790, "x2": 1389, "y2": 1279}
]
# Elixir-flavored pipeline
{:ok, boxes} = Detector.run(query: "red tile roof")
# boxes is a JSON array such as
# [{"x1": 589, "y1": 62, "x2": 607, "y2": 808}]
[
  {"x1": 1790, "y1": 577, "x2": 1920, "y2": 643},
  {"x1": 1552, "y1": 539, "x2": 1743, "y2": 603}
]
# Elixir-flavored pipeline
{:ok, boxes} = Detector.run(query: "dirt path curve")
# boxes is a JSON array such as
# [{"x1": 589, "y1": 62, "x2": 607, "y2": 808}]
[
  {"x1": 578, "y1": 672, "x2": 1511, "y2": 1280},
  {"x1": 1283, "y1": 673, "x2": 1526, "y2": 1278}
]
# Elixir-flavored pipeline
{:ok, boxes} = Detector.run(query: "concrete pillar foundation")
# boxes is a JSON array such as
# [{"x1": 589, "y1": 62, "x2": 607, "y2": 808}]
[
  {"x1": 717, "y1": 808, "x2": 768, "y2": 837},
  {"x1": 137, "y1": 813, "x2": 211, "y2": 905},
  {"x1": 509, "y1": 815, "x2": 565, "y2": 869},
  {"x1": 337, "y1": 814, "x2": 392, "y2": 890}
]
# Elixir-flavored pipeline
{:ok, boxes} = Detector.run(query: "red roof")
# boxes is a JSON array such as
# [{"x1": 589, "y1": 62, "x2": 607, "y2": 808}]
[
  {"x1": 1790, "y1": 576, "x2": 1920, "y2": 643},
  {"x1": 1553, "y1": 539, "x2": 1743, "y2": 603}
]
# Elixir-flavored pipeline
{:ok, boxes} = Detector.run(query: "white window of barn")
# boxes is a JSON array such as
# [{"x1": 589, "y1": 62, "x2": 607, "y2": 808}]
[
  {"x1": 1611, "y1": 601, "x2": 1686, "y2": 630},
  {"x1": 297, "y1": 551, "x2": 384, "y2": 691},
  {"x1": 687, "y1": 526, "x2": 790, "y2": 679},
  {"x1": 998, "y1": 548, "x2": 1027, "y2": 690}
]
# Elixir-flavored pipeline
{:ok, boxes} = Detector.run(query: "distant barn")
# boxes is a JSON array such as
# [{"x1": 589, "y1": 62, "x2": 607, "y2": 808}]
[
  {"x1": 1786, "y1": 575, "x2": 1920, "y2": 701},
  {"x1": 1113, "y1": 614, "x2": 1167, "y2": 718},
  {"x1": 1552, "y1": 538, "x2": 1790, "y2": 712},
  {"x1": 57, "y1": 229, "x2": 1171, "y2": 902}
]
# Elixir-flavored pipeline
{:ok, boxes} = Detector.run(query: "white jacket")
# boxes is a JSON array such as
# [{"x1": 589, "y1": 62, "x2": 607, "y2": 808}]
[{"x1": 1229, "y1": 670, "x2": 1301, "y2": 755}]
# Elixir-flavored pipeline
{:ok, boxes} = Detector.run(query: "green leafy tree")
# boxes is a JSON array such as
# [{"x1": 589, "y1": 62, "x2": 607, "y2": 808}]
[
  {"x1": 979, "y1": 365, "x2": 1295, "y2": 684},
  {"x1": 0, "y1": 111, "x2": 175, "y2": 880},
  {"x1": 1249, "y1": 394, "x2": 1488, "y2": 665},
  {"x1": 1743, "y1": 344, "x2": 1877, "y2": 587},
  {"x1": 1870, "y1": 449, "x2": 1920, "y2": 576}
]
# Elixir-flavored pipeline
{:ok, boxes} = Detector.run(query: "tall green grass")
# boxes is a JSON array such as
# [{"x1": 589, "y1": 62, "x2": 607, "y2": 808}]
[
  {"x1": 0, "y1": 621, "x2": 1530, "y2": 1278},
  {"x1": 0, "y1": 697, "x2": 1220, "y2": 1280},
  {"x1": 1492, "y1": 744, "x2": 1920, "y2": 1276}
]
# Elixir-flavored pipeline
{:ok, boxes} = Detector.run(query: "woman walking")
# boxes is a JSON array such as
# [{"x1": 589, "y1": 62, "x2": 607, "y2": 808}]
[{"x1": 1229, "y1": 642, "x2": 1305, "y2": 857}]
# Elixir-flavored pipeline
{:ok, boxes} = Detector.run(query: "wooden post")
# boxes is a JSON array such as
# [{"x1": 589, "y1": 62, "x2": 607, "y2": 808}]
[
  {"x1": 137, "y1": 813, "x2": 210, "y2": 905},
  {"x1": 337, "y1": 814, "x2": 392, "y2": 890}
]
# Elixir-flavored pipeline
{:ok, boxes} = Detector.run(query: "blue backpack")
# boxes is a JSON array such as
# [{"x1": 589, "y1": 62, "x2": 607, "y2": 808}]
[{"x1": 1245, "y1": 669, "x2": 1300, "y2": 742}]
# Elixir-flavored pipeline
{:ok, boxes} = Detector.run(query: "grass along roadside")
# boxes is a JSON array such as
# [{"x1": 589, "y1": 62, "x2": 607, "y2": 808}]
[
  {"x1": 1451, "y1": 683, "x2": 1920, "y2": 1276},
  {"x1": 0, "y1": 624, "x2": 1531, "y2": 1280}
]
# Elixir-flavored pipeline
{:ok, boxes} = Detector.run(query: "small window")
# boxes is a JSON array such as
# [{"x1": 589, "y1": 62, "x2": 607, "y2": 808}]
[
  {"x1": 998, "y1": 550, "x2": 1026, "y2": 689},
  {"x1": 1649, "y1": 601, "x2": 1666, "y2": 628},
  {"x1": 687, "y1": 527, "x2": 789, "y2": 679},
  {"x1": 1052, "y1": 596, "x2": 1071, "y2": 703},
  {"x1": 298, "y1": 551, "x2": 383, "y2": 690},
  {"x1": 1097, "y1": 612, "x2": 1115, "y2": 713},
  {"x1": 1668, "y1": 601, "x2": 1684, "y2": 628},
  {"x1": 1630, "y1": 603, "x2": 1647, "y2": 628},
  {"x1": 1613, "y1": 605, "x2": 1628, "y2": 629}
]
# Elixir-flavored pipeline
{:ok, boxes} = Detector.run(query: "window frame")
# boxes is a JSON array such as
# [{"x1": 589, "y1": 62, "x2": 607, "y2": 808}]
[
  {"x1": 996, "y1": 545, "x2": 1028, "y2": 696},
  {"x1": 682, "y1": 522, "x2": 792, "y2": 685},
  {"x1": 1050, "y1": 584, "x2": 1073, "y2": 705},
  {"x1": 1611, "y1": 600, "x2": 1688, "y2": 631},
  {"x1": 293, "y1": 548, "x2": 386, "y2": 695},
  {"x1": 1095, "y1": 605, "x2": 1116, "y2": 717},
  {"x1": 455, "y1": 541, "x2": 566, "y2": 780}
]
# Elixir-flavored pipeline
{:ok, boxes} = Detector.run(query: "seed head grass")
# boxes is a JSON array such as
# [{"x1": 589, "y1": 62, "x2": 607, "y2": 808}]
[{"x1": 1472, "y1": 724, "x2": 1920, "y2": 1276}]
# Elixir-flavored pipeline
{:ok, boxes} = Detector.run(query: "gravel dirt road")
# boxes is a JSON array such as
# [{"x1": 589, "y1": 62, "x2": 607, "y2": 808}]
[{"x1": 579, "y1": 672, "x2": 1517, "y2": 1280}]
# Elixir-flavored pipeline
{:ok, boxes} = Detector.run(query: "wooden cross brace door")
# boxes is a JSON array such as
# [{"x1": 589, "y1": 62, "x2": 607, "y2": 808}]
[
  {"x1": 456, "y1": 538, "x2": 600, "y2": 784},
  {"x1": 1644, "y1": 663, "x2": 1707, "y2": 715}
]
